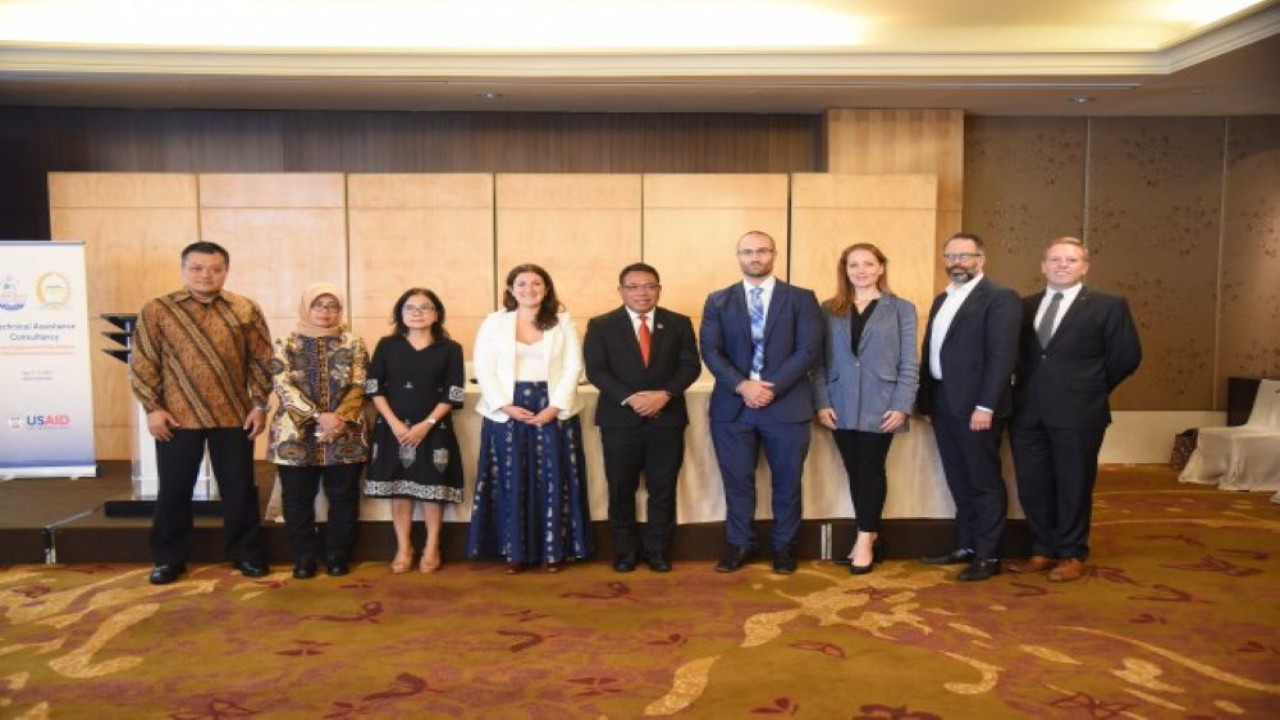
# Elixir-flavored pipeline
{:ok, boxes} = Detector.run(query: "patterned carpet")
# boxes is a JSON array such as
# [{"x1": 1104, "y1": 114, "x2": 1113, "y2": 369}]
[{"x1": 2, "y1": 465, "x2": 1278, "y2": 719}]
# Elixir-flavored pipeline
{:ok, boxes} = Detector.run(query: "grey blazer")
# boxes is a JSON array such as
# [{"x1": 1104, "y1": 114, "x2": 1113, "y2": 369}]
[{"x1": 811, "y1": 294, "x2": 920, "y2": 433}]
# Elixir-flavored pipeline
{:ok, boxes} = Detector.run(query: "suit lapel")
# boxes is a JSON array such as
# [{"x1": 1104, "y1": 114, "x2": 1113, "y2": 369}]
[
  {"x1": 857, "y1": 297, "x2": 889, "y2": 354},
  {"x1": 943, "y1": 278, "x2": 988, "y2": 346},
  {"x1": 612, "y1": 307, "x2": 645, "y2": 364},
  {"x1": 763, "y1": 281, "x2": 786, "y2": 341},
  {"x1": 1046, "y1": 286, "x2": 1090, "y2": 348}
]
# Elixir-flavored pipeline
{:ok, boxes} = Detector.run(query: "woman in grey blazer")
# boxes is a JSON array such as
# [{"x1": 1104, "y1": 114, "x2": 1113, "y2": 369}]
[{"x1": 812, "y1": 243, "x2": 919, "y2": 574}]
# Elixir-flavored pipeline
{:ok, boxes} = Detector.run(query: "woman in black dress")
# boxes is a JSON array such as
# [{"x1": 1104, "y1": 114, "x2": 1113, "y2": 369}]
[{"x1": 364, "y1": 288, "x2": 465, "y2": 574}]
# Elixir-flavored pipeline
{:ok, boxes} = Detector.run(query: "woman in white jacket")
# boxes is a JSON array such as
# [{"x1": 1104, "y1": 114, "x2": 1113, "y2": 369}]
[{"x1": 466, "y1": 263, "x2": 592, "y2": 572}]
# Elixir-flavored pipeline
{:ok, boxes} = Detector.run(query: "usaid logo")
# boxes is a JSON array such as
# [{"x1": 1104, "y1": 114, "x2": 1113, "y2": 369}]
[{"x1": 24, "y1": 414, "x2": 72, "y2": 429}]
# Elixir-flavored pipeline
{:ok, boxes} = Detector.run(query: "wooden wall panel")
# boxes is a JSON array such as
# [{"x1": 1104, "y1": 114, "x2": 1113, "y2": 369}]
[
  {"x1": 1086, "y1": 118, "x2": 1225, "y2": 411},
  {"x1": 789, "y1": 174, "x2": 938, "y2": 323},
  {"x1": 495, "y1": 174, "x2": 642, "y2": 326},
  {"x1": 48, "y1": 172, "x2": 199, "y2": 459},
  {"x1": 197, "y1": 173, "x2": 348, "y2": 323},
  {"x1": 823, "y1": 109, "x2": 964, "y2": 289},
  {"x1": 348, "y1": 174, "x2": 494, "y2": 356},
  {"x1": 1219, "y1": 116, "x2": 1280, "y2": 394},
  {"x1": 642, "y1": 174, "x2": 790, "y2": 322}
]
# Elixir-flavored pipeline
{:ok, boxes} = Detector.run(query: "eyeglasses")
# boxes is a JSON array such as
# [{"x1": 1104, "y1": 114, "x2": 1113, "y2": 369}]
[
  {"x1": 942, "y1": 252, "x2": 983, "y2": 262},
  {"x1": 311, "y1": 302, "x2": 341, "y2": 312},
  {"x1": 403, "y1": 304, "x2": 437, "y2": 314},
  {"x1": 621, "y1": 283, "x2": 659, "y2": 292},
  {"x1": 737, "y1": 248, "x2": 776, "y2": 257}
]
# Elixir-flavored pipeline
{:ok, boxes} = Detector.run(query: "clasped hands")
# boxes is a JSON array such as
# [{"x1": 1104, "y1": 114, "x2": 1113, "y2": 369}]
[
  {"x1": 735, "y1": 379, "x2": 776, "y2": 409},
  {"x1": 501, "y1": 404, "x2": 560, "y2": 428},
  {"x1": 625, "y1": 390, "x2": 671, "y2": 418}
]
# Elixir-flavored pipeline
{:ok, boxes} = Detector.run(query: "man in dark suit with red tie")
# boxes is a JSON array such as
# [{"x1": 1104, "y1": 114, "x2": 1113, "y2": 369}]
[
  {"x1": 700, "y1": 230, "x2": 824, "y2": 574},
  {"x1": 918, "y1": 232, "x2": 1022, "y2": 582},
  {"x1": 584, "y1": 262, "x2": 702, "y2": 573},
  {"x1": 1008, "y1": 237, "x2": 1141, "y2": 582}
]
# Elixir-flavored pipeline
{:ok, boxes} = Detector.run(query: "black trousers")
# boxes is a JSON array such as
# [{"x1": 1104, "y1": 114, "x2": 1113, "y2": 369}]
[
  {"x1": 278, "y1": 463, "x2": 364, "y2": 563},
  {"x1": 152, "y1": 428, "x2": 263, "y2": 566},
  {"x1": 930, "y1": 385, "x2": 1008, "y2": 561},
  {"x1": 1010, "y1": 420, "x2": 1106, "y2": 561},
  {"x1": 600, "y1": 425, "x2": 685, "y2": 557},
  {"x1": 831, "y1": 429, "x2": 895, "y2": 533}
]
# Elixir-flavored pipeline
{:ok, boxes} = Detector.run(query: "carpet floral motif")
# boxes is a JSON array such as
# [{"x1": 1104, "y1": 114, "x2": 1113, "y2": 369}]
[{"x1": 1, "y1": 467, "x2": 1277, "y2": 718}]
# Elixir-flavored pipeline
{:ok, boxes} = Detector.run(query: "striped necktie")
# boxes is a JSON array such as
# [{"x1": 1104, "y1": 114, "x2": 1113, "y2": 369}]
[{"x1": 749, "y1": 285, "x2": 765, "y2": 375}]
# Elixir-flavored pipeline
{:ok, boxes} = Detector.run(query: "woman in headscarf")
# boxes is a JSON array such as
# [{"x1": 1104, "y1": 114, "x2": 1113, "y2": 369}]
[{"x1": 268, "y1": 283, "x2": 370, "y2": 579}]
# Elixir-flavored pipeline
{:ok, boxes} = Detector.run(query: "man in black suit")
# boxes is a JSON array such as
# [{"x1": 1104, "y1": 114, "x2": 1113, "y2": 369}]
[
  {"x1": 918, "y1": 232, "x2": 1022, "y2": 582},
  {"x1": 584, "y1": 262, "x2": 702, "y2": 573},
  {"x1": 1008, "y1": 237, "x2": 1141, "y2": 582}
]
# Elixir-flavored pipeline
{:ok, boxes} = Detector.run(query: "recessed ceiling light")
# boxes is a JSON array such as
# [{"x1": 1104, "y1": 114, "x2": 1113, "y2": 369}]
[
  {"x1": 1068, "y1": 95, "x2": 1094, "y2": 104},
  {"x1": 476, "y1": 92, "x2": 502, "y2": 100}
]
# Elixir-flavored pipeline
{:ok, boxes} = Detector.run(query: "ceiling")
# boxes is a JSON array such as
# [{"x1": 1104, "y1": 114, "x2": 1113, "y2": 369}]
[{"x1": 1, "y1": 0, "x2": 1278, "y2": 116}]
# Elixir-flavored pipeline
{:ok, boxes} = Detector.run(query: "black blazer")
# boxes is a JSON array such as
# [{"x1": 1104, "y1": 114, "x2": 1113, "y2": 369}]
[
  {"x1": 583, "y1": 306, "x2": 701, "y2": 429},
  {"x1": 1012, "y1": 287, "x2": 1142, "y2": 429},
  {"x1": 918, "y1": 277, "x2": 1022, "y2": 419}
]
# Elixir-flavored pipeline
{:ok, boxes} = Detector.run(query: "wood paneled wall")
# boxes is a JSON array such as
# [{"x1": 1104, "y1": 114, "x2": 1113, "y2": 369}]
[
  {"x1": 48, "y1": 174, "x2": 199, "y2": 461},
  {"x1": 823, "y1": 108, "x2": 965, "y2": 287},
  {"x1": 49, "y1": 171, "x2": 935, "y2": 458}
]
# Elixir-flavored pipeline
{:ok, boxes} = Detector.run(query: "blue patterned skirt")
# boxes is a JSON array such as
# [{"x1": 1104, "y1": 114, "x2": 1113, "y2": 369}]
[{"x1": 466, "y1": 382, "x2": 593, "y2": 564}]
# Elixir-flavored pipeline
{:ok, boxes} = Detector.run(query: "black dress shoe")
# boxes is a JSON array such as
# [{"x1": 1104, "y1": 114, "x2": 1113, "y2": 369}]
[
  {"x1": 772, "y1": 547, "x2": 797, "y2": 575},
  {"x1": 613, "y1": 554, "x2": 638, "y2": 573},
  {"x1": 232, "y1": 560, "x2": 270, "y2": 578},
  {"x1": 921, "y1": 548, "x2": 975, "y2": 565},
  {"x1": 292, "y1": 560, "x2": 317, "y2": 580},
  {"x1": 956, "y1": 558, "x2": 1001, "y2": 582},
  {"x1": 715, "y1": 546, "x2": 756, "y2": 573},
  {"x1": 148, "y1": 563, "x2": 186, "y2": 585},
  {"x1": 326, "y1": 558, "x2": 349, "y2": 577},
  {"x1": 647, "y1": 553, "x2": 672, "y2": 573}
]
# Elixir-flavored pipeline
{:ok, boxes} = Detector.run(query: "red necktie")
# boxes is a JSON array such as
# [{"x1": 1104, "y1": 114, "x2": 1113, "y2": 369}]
[{"x1": 638, "y1": 314, "x2": 652, "y2": 366}]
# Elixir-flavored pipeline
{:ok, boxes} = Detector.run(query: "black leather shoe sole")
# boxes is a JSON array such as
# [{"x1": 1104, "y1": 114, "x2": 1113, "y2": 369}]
[
  {"x1": 293, "y1": 563, "x2": 317, "y2": 580},
  {"x1": 956, "y1": 560, "x2": 1001, "y2": 582},
  {"x1": 715, "y1": 550, "x2": 756, "y2": 573},
  {"x1": 648, "y1": 557, "x2": 672, "y2": 573},
  {"x1": 612, "y1": 558, "x2": 637, "y2": 573},
  {"x1": 232, "y1": 561, "x2": 270, "y2": 578},
  {"x1": 326, "y1": 562, "x2": 349, "y2": 577},
  {"x1": 149, "y1": 564, "x2": 186, "y2": 585},
  {"x1": 921, "y1": 550, "x2": 975, "y2": 565}
]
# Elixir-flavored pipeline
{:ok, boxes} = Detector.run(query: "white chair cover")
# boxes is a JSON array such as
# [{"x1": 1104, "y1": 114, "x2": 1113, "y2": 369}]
[{"x1": 1179, "y1": 379, "x2": 1280, "y2": 492}]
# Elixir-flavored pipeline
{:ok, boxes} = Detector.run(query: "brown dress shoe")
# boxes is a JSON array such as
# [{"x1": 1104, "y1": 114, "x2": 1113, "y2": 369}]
[
  {"x1": 1007, "y1": 555, "x2": 1056, "y2": 574},
  {"x1": 1048, "y1": 558, "x2": 1086, "y2": 583}
]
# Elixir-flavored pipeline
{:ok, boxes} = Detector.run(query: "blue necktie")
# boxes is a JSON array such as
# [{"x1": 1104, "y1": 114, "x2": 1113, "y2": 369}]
[{"x1": 749, "y1": 285, "x2": 765, "y2": 376}]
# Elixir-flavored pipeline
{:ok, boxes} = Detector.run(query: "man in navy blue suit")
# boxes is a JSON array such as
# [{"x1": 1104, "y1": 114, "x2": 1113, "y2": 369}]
[
  {"x1": 918, "y1": 232, "x2": 1022, "y2": 582},
  {"x1": 700, "y1": 230, "x2": 823, "y2": 574},
  {"x1": 1008, "y1": 237, "x2": 1141, "y2": 583}
]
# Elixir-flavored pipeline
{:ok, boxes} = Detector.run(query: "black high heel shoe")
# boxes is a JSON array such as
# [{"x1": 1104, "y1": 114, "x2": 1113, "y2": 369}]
[{"x1": 850, "y1": 537, "x2": 884, "y2": 575}]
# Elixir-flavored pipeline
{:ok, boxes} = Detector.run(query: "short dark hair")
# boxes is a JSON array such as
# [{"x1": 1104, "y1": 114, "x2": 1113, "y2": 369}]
[
  {"x1": 945, "y1": 232, "x2": 985, "y2": 251},
  {"x1": 389, "y1": 287, "x2": 451, "y2": 342},
  {"x1": 181, "y1": 241, "x2": 230, "y2": 264},
  {"x1": 618, "y1": 262, "x2": 660, "y2": 285}
]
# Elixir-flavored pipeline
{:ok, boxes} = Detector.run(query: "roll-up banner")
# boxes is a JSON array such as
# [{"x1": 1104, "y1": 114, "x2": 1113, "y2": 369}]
[{"x1": 0, "y1": 241, "x2": 97, "y2": 478}]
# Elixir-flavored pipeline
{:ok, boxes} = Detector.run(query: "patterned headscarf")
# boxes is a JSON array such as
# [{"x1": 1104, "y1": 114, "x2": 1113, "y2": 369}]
[{"x1": 296, "y1": 282, "x2": 346, "y2": 338}]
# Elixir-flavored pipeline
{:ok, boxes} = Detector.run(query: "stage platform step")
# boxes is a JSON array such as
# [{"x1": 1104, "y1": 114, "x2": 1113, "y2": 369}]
[{"x1": 2, "y1": 460, "x2": 1027, "y2": 565}]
